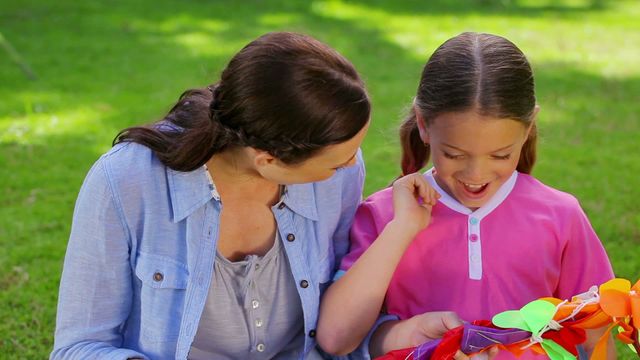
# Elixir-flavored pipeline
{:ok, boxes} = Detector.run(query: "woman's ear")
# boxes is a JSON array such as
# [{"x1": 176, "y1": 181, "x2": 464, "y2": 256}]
[
  {"x1": 251, "y1": 148, "x2": 277, "y2": 168},
  {"x1": 414, "y1": 104, "x2": 429, "y2": 144}
]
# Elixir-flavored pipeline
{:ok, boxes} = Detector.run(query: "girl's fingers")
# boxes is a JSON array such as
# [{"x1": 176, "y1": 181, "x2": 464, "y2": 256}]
[{"x1": 410, "y1": 174, "x2": 436, "y2": 204}]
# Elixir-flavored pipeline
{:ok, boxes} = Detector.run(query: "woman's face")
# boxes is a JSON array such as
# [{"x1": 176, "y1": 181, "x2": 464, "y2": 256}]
[
  {"x1": 259, "y1": 121, "x2": 370, "y2": 184},
  {"x1": 422, "y1": 111, "x2": 530, "y2": 210}
]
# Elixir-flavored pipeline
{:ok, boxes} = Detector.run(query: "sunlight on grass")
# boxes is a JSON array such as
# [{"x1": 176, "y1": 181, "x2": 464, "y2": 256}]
[
  {"x1": 312, "y1": 0, "x2": 640, "y2": 77},
  {"x1": 259, "y1": 13, "x2": 302, "y2": 26},
  {"x1": 127, "y1": 17, "x2": 245, "y2": 57},
  {"x1": 0, "y1": 102, "x2": 107, "y2": 145}
]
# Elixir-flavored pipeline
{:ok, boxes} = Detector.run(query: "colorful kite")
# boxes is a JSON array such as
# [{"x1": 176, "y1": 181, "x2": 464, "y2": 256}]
[{"x1": 377, "y1": 278, "x2": 640, "y2": 360}]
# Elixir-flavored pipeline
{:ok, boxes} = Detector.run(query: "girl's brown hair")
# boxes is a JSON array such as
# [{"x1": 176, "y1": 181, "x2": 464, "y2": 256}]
[
  {"x1": 400, "y1": 32, "x2": 537, "y2": 175},
  {"x1": 114, "y1": 32, "x2": 370, "y2": 172}
]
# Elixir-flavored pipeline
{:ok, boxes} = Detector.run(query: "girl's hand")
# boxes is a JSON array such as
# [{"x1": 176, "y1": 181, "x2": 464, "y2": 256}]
[
  {"x1": 392, "y1": 173, "x2": 440, "y2": 234},
  {"x1": 371, "y1": 311, "x2": 500, "y2": 358},
  {"x1": 405, "y1": 311, "x2": 463, "y2": 346}
]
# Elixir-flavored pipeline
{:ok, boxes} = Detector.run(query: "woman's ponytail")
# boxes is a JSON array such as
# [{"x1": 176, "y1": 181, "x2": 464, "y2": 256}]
[{"x1": 114, "y1": 87, "x2": 236, "y2": 172}]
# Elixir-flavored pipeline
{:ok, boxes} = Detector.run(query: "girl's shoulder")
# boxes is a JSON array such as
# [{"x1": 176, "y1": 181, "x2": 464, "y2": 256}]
[
  {"x1": 357, "y1": 185, "x2": 394, "y2": 221},
  {"x1": 363, "y1": 185, "x2": 394, "y2": 205},
  {"x1": 514, "y1": 173, "x2": 582, "y2": 212}
]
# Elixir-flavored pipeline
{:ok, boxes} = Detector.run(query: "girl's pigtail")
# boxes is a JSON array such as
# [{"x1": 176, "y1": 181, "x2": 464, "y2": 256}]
[
  {"x1": 516, "y1": 121, "x2": 537, "y2": 174},
  {"x1": 399, "y1": 109, "x2": 430, "y2": 175}
]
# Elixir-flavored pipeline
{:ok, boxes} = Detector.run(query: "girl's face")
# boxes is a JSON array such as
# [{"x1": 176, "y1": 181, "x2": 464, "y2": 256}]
[{"x1": 421, "y1": 110, "x2": 532, "y2": 210}]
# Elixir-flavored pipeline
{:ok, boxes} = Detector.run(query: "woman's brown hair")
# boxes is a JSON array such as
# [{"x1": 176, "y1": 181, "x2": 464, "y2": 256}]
[
  {"x1": 114, "y1": 32, "x2": 370, "y2": 172},
  {"x1": 400, "y1": 32, "x2": 537, "y2": 175}
]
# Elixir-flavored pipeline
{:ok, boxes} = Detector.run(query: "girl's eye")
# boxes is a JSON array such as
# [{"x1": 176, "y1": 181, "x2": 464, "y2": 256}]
[
  {"x1": 492, "y1": 154, "x2": 511, "y2": 160},
  {"x1": 443, "y1": 152, "x2": 464, "y2": 159}
]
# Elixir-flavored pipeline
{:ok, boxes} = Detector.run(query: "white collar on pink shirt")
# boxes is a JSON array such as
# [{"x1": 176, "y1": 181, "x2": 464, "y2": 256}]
[{"x1": 423, "y1": 168, "x2": 519, "y2": 280}]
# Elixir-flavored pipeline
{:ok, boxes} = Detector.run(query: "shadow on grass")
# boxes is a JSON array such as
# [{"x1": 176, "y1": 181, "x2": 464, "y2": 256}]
[{"x1": 0, "y1": 0, "x2": 638, "y2": 357}]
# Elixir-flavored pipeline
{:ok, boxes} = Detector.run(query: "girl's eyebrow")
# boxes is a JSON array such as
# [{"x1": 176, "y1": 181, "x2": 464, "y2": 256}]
[{"x1": 442, "y1": 143, "x2": 516, "y2": 153}]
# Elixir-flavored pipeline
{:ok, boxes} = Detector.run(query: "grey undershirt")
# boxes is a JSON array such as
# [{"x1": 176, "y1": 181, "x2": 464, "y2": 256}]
[{"x1": 189, "y1": 233, "x2": 323, "y2": 360}]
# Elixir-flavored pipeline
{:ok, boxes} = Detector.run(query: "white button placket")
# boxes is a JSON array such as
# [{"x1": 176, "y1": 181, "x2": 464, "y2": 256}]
[{"x1": 468, "y1": 216, "x2": 482, "y2": 280}]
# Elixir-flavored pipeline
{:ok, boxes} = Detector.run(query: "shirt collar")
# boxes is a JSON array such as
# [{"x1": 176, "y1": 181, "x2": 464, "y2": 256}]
[
  {"x1": 167, "y1": 166, "x2": 214, "y2": 222},
  {"x1": 280, "y1": 182, "x2": 319, "y2": 221},
  {"x1": 424, "y1": 167, "x2": 518, "y2": 219},
  {"x1": 167, "y1": 166, "x2": 319, "y2": 222}
]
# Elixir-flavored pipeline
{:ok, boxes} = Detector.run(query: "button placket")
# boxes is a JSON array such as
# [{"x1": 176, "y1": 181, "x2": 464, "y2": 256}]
[{"x1": 468, "y1": 216, "x2": 483, "y2": 280}]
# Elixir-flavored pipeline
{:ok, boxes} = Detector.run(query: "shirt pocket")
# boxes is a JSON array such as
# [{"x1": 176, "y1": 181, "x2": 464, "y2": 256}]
[{"x1": 134, "y1": 251, "x2": 189, "y2": 342}]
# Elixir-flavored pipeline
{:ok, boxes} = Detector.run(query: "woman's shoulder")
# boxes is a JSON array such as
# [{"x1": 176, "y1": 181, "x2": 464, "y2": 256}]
[{"x1": 94, "y1": 142, "x2": 167, "y2": 192}]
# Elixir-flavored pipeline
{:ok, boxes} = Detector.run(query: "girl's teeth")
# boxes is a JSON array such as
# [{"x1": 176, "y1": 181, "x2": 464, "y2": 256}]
[{"x1": 464, "y1": 182, "x2": 486, "y2": 189}]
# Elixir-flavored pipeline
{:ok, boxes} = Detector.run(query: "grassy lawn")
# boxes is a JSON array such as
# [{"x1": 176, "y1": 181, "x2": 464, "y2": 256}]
[{"x1": 1, "y1": 0, "x2": 638, "y2": 358}]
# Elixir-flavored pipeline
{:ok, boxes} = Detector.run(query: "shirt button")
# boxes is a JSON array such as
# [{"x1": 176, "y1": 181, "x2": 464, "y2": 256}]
[
  {"x1": 471, "y1": 254, "x2": 481, "y2": 263},
  {"x1": 300, "y1": 280, "x2": 309, "y2": 288},
  {"x1": 469, "y1": 234, "x2": 479, "y2": 242},
  {"x1": 308, "y1": 329, "x2": 316, "y2": 338},
  {"x1": 278, "y1": 203, "x2": 286, "y2": 210},
  {"x1": 286, "y1": 233, "x2": 296, "y2": 242},
  {"x1": 255, "y1": 318, "x2": 263, "y2": 327},
  {"x1": 153, "y1": 272, "x2": 164, "y2": 282},
  {"x1": 256, "y1": 343, "x2": 265, "y2": 352},
  {"x1": 469, "y1": 217, "x2": 479, "y2": 225},
  {"x1": 252, "y1": 300, "x2": 260, "y2": 309}
]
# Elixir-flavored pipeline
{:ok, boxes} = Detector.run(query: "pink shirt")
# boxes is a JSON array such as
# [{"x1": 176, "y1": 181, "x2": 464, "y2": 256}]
[{"x1": 339, "y1": 169, "x2": 613, "y2": 359}]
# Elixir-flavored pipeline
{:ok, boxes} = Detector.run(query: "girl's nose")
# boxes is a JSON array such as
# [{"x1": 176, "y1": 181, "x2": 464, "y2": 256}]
[{"x1": 463, "y1": 158, "x2": 485, "y2": 182}]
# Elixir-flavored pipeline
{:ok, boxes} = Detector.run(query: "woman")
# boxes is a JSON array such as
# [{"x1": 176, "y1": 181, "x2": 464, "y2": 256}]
[{"x1": 51, "y1": 31, "x2": 468, "y2": 360}]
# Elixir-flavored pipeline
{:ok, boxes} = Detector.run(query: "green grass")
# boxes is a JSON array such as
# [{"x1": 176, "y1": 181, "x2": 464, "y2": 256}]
[{"x1": 1, "y1": 0, "x2": 638, "y2": 358}]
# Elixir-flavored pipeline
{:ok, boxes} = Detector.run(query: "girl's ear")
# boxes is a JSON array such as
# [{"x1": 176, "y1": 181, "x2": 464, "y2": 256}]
[
  {"x1": 414, "y1": 104, "x2": 429, "y2": 144},
  {"x1": 526, "y1": 104, "x2": 541, "y2": 138},
  {"x1": 532, "y1": 104, "x2": 541, "y2": 120}
]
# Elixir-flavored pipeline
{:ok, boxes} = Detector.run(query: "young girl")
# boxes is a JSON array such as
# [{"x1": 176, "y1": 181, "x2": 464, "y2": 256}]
[{"x1": 317, "y1": 32, "x2": 614, "y2": 359}]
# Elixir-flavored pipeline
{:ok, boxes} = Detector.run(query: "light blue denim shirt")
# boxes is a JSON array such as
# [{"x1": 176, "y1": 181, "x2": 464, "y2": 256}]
[{"x1": 51, "y1": 142, "x2": 369, "y2": 360}]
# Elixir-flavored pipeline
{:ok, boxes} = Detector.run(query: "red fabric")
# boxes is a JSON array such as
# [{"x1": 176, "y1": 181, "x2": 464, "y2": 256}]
[
  {"x1": 375, "y1": 347, "x2": 416, "y2": 360},
  {"x1": 541, "y1": 326, "x2": 586, "y2": 356},
  {"x1": 430, "y1": 325, "x2": 464, "y2": 360}
]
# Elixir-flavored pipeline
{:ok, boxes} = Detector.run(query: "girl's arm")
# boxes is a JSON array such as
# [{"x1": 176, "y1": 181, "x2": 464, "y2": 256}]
[{"x1": 316, "y1": 173, "x2": 439, "y2": 355}]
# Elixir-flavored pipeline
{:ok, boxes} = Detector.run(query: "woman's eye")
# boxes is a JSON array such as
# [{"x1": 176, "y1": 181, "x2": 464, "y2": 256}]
[{"x1": 492, "y1": 154, "x2": 511, "y2": 160}]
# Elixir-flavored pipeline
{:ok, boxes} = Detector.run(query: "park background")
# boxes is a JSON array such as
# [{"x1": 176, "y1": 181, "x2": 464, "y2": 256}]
[{"x1": 1, "y1": 0, "x2": 639, "y2": 358}]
